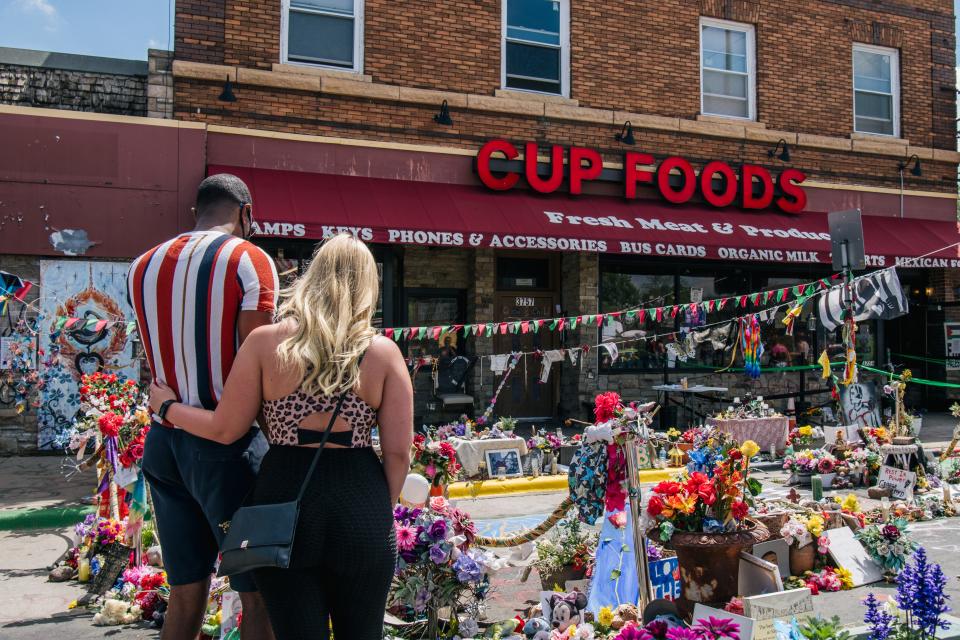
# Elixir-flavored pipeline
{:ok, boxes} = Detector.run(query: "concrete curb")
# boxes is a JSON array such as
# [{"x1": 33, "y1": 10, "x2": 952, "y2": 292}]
[
  {"x1": 448, "y1": 467, "x2": 684, "y2": 498},
  {"x1": 0, "y1": 505, "x2": 93, "y2": 531}
]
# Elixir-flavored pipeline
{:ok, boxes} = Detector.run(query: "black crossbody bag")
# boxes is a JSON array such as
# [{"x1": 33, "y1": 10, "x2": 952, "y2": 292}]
[{"x1": 217, "y1": 393, "x2": 346, "y2": 577}]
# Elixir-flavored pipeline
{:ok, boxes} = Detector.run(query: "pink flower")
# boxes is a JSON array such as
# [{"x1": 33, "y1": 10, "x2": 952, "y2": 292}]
[
  {"x1": 817, "y1": 535, "x2": 830, "y2": 555},
  {"x1": 395, "y1": 524, "x2": 417, "y2": 551},
  {"x1": 425, "y1": 462, "x2": 437, "y2": 478},
  {"x1": 429, "y1": 496, "x2": 448, "y2": 513},
  {"x1": 608, "y1": 511, "x2": 627, "y2": 529}
]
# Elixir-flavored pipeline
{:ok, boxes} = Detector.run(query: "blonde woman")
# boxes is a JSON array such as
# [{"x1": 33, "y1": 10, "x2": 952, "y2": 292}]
[{"x1": 149, "y1": 234, "x2": 412, "y2": 639}]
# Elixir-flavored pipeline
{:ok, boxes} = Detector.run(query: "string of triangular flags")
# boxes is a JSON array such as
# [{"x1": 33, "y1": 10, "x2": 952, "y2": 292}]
[
  {"x1": 380, "y1": 273, "x2": 845, "y2": 342},
  {"x1": 49, "y1": 315, "x2": 139, "y2": 337}
]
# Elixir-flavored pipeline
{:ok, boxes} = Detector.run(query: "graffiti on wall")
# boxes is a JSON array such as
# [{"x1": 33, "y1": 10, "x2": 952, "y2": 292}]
[{"x1": 37, "y1": 260, "x2": 139, "y2": 449}]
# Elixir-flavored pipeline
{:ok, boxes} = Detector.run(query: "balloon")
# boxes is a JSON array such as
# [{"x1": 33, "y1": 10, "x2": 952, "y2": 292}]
[{"x1": 400, "y1": 473, "x2": 430, "y2": 506}]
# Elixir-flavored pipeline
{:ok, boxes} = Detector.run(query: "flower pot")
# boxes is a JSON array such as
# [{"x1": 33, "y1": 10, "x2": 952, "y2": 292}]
[
  {"x1": 429, "y1": 483, "x2": 445, "y2": 497},
  {"x1": 795, "y1": 471, "x2": 813, "y2": 486},
  {"x1": 538, "y1": 564, "x2": 587, "y2": 592},
  {"x1": 789, "y1": 543, "x2": 816, "y2": 576},
  {"x1": 820, "y1": 472, "x2": 837, "y2": 489},
  {"x1": 665, "y1": 520, "x2": 769, "y2": 620}
]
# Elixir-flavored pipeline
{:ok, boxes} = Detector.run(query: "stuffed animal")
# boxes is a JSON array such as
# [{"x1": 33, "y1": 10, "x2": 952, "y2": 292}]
[
  {"x1": 92, "y1": 599, "x2": 142, "y2": 626},
  {"x1": 549, "y1": 592, "x2": 588, "y2": 632},
  {"x1": 524, "y1": 617, "x2": 552, "y2": 640},
  {"x1": 610, "y1": 604, "x2": 639, "y2": 630}
]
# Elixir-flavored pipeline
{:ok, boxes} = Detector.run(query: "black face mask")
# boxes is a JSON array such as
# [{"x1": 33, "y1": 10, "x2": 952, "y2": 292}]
[{"x1": 239, "y1": 203, "x2": 254, "y2": 240}]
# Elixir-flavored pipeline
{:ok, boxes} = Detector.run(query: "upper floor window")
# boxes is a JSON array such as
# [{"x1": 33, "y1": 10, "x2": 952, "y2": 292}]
[
  {"x1": 282, "y1": 0, "x2": 363, "y2": 71},
  {"x1": 853, "y1": 43, "x2": 899, "y2": 137},
  {"x1": 699, "y1": 18, "x2": 755, "y2": 120},
  {"x1": 502, "y1": 0, "x2": 569, "y2": 96}
]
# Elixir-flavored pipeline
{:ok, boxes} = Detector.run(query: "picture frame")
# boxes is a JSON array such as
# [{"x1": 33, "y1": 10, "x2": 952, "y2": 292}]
[{"x1": 485, "y1": 448, "x2": 523, "y2": 478}]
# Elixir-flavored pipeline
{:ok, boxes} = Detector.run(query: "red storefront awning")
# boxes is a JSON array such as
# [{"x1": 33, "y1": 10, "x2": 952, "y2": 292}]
[{"x1": 211, "y1": 165, "x2": 960, "y2": 268}]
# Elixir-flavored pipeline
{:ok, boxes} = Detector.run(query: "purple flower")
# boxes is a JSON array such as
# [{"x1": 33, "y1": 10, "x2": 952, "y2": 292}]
[
  {"x1": 645, "y1": 620, "x2": 669, "y2": 638},
  {"x1": 399, "y1": 547, "x2": 418, "y2": 564},
  {"x1": 863, "y1": 592, "x2": 894, "y2": 640},
  {"x1": 453, "y1": 552, "x2": 482, "y2": 583},
  {"x1": 413, "y1": 587, "x2": 430, "y2": 613},
  {"x1": 646, "y1": 540, "x2": 663, "y2": 562},
  {"x1": 428, "y1": 544, "x2": 448, "y2": 565},
  {"x1": 665, "y1": 630, "x2": 700, "y2": 640},
  {"x1": 692, "y1": 616, "x2": 740, "y2": 640},
  {"x1": 614, "y1": 624, "x2": 653, "y2": 640},
  {"x1": 895, "y1": 547, "x2": 951, "y2": 637},
  {"x1": 453, "y1": 423, "x2": 466, "y2": 437},
  {"x1": 427, "y1": 519, "x2": 448, "y2": 541}
]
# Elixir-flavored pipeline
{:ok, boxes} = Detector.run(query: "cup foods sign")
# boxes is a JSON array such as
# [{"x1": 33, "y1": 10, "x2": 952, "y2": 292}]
[{"x1": 475, "y1": 139, "x2": 808, "y2": 214}]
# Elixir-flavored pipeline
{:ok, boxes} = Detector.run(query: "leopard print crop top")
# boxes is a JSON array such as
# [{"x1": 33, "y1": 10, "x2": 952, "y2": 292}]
[{"x1": 261, "y1": 388, "x2": 377, "y2": 448}]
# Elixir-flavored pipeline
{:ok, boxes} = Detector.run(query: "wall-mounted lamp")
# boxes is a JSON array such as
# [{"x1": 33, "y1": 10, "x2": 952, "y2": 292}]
[
  {"x1": 433, "y1": 100, "x2": 453, "y2": 125},
  {"x1": 767, "y1": 138, "x2": 790, "y2": 162},
  {"x1": 218, "y1": 76, "x2": 237, "y2": 102},
  {"x1": 898, "y1": 154, "x2": 922, "y2": 177},
  {"x1": 615, "y1": 121, "x2": 635, "y2": 145}
]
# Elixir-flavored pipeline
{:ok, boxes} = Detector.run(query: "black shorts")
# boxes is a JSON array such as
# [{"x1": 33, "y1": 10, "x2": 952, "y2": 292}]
[{"x1": 142, "y1": 423, "x2": 268, "y2": 592}]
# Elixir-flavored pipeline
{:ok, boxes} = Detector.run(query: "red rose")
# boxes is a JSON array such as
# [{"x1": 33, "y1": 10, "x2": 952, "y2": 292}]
[
  {"x1": 413, "y1": 433, "x2": 426, "y2": 446},
  {"x1": 698, "y1": 484, "x2": 717, "y2": 506},
  {"x1": 130, "y1": 443, "x2": 145, "y2": 460},
  {"x1": 729, "y1": 449, "x2": 743, "y2": 460},
  {"x1": 119, "y1": 451, "x2": 134, "y2": 468},
  {"x1": 731, "y1": 500, "x2": 749, "y2": 519},
  {"x1": 805, "y1": 581, "x2": 819, "y2": 596},
  {"x1": 653, "y1": 481, "x2": 682, "y2": 496},
  {"x1": 685, "y1": 472, "x2": 709, "y2": 492},
  {"x1": 647, "y1": 495, "x2": 664, "y2": 516},
  {"x1": 593, "y1": 391, "x2": 622, "y2": 422},
  {"x1": 438, "y1": 442, "x2": 456, "y2": 460}
]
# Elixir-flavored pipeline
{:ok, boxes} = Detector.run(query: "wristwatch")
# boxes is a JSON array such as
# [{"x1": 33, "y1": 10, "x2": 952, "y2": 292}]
[{"x1": 158, "y1": 399, "x2": 176, "y2": 423}]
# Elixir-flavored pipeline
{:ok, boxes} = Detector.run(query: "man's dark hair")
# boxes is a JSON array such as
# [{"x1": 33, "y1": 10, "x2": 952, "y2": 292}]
[{"x1": 195, "y1": 174, "x2": 252, "y2": 216}]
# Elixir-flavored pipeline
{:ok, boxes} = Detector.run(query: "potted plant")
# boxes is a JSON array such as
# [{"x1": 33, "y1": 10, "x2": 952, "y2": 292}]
[
  {"x1": 780, "y1": 515, "x2": 826, "y2": 576},
  {"x1": 410, "y1": 434, "x2": 461, "y2": 496},
  {"x1": 531, "y1": 516, "x2": 597, "y2": 591},
  {"x1": 646, "y1": 439, "x2": 768, "y2": 619},
  {"x1": 861, "y1": 547, "x2": 949, "y2": 640}
]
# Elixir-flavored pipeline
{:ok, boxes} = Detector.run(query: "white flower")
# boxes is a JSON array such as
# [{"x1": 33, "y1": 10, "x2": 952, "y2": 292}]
[{"x1": 877, "y1": 543, "x2": 890, "y2": 557}]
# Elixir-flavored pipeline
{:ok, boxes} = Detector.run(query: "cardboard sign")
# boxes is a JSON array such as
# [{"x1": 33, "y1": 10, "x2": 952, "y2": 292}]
[
  {"x1": 738, "y1": 552, "x2": 783, "y2": 597},
  {"x1": 649, "y1": 557, "x2": 681, "y2": 601},
  {"x1": 945, "y1": 323, "x2": 960, "y2": 370},
  {"x1": 87, "y1": 543, "x2": 132, "y2": 596},
  {"x1": 824, "y1": 526, "x2": 883, "y2": 587},
  {"x1": 877, "y1": 464, "x2": 916, "y2": 500},
  {"x1": 692, "y1": 604, "x2": 754, "y2": 640},
  {"x1": 743, "y1": 588, "x2": 814, "y2": 640}
]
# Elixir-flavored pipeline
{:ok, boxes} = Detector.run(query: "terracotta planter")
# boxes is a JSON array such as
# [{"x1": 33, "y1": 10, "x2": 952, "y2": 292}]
[
  {"x1": 665, "y1": 520, "x2": 769, "y2": 620},
  {"x1": 538, "y1": 564, "x2": 587, "y2": 591},
  {"x1": 789, "y1": 543, "x2": 816, "y2": 576},
  {"x1": 429, "y1": 483, "x2": 445, "y2": 497},
  {"x1": 755, "y1": 511, "x2": 790, "y2": 540}
]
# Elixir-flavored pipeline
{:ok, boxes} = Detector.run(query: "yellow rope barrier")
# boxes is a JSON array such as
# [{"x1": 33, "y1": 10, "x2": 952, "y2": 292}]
[{"x1": 473, "y1": 497, "x2": 574, "y2": 547}]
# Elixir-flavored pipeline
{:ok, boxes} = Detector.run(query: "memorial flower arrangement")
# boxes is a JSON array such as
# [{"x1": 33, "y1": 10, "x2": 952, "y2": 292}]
[
  {"x1": 527, "y1": 430, "x2": 564, "y2": 456},
  {"x1": 434, "y1": 415, "x2": 476, "y2": 440},
  {"x1": 779, "y1": 515, "x2": 825, "y2": 548},
  {"x1": 786, "y1": 425, "x2": 816, "y2": 448},
  {"x1": 390, "y1": 497, "x2": 504, "y2": 633},
  {"x1": 69, "y1": 372, "x2": 151, "y2": 469},
  {"x1": 410, "y1": 433, "x2": 461, "y2": 487},
  {"x1": 855, "y1": 518, "x2": 917, "y2": 577},
  {"x1": 862, "y1": 547, "x2": 950, "y2": 640},
  {"x1": 646, "y1": 439, "x2": 762, "y2": 541},
  {"x1": 532, "y1": 516, "x2": 598, "y2": 578},
  {"x1": 782, "y1": 449, "x2": 835, "y2": 474},
  {"x1": 613, "y1": 616, "x2": 741, "y2": 639}
]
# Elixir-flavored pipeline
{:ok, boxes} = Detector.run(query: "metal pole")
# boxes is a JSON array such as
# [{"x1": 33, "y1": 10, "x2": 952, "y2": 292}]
[
  {"x1": 625, "y1": 430, "x2": 653, "y2": 609},
  {"x1": 899, "y1": 169, "x2": 904, "y2": 219}
]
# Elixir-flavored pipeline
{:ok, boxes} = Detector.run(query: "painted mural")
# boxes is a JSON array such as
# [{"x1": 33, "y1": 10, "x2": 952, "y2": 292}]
[{"x1": 38, "y1": 260, "x2": 140, "y2": 449}]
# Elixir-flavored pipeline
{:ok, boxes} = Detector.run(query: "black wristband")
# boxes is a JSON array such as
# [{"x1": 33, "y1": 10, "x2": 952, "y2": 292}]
[{"x1": 158, "y1": 399, "x2": 176, "y2": 422}]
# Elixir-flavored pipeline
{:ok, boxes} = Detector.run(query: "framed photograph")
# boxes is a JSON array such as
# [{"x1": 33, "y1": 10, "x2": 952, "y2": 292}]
[{"x1": 485, "y1": 448, "x2": 523, "y2": 478}]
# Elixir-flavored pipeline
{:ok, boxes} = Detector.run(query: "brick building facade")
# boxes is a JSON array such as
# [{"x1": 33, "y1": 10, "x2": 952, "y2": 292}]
[{"x1": 1, "y1": 1, "x2": 959, "y2": 450}]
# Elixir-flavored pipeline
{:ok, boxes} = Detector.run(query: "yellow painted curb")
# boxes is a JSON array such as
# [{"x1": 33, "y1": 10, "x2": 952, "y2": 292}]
[{"x1": 448, "y1": 468, "x2": 683, "y2": 499}]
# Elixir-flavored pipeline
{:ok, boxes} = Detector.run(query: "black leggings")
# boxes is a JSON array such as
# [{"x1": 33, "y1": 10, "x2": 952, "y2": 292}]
[{"x1": 248, "y1": 446, "x2": 396, "y2": 640}]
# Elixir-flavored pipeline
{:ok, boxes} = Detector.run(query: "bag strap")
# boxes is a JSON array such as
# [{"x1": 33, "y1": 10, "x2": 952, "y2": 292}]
[{"x1": 295, "y1": 392, "x2": 347, "y2": 503}]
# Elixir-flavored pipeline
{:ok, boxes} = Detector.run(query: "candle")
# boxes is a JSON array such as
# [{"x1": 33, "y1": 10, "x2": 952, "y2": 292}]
[
  {"x1": 811, "y1": 475, "x2": 823, "y2": 501},
  {"x1": 78, "y1": 557, "x2": 91, "y2": 582},
  {"x1": 881, "y1": 497, "x2": 891, "y2": 521},
  {"x1": 497, "y1": 467, "x2": 507, "y2": 481},
  {"x1": 769, "y1": 444, "x2": 777, "y2": 459},
  {"x1": 531, "y1": 457, "x2": 540, "y2": 478}
]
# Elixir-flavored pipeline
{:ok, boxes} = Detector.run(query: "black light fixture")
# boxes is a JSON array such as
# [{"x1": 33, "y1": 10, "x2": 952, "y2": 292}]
[
  {"x1": 614, "y1": 121, "x2": 635, "y2": 145},
  {"x1": 898, "y1": 154, "x2": 922, "y2": 177},
  {"x1": 218, "y1": 75, "x2": 237, "y2": 102},
  {"x1": 433, "y1": 100, "x2": 453, "y2": 125},
  {"x1": 767, "y1": 138, "x2": 790, "y2": 162}
]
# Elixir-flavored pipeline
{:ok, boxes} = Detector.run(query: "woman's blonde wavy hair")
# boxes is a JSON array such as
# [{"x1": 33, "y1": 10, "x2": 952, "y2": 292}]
[{"x1": 276, "y1": 234, "x2": 379, "y2": 396}]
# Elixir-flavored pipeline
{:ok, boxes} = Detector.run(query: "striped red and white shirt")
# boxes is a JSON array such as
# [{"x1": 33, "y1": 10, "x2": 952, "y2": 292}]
[{"x1": 128, "y1": 231, "x2": 279, "y2": 410}]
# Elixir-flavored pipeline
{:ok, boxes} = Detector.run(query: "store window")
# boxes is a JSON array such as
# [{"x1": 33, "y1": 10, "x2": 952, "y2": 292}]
[
  {"x1": 599, "y1": 263, "x2": 828, "y2": 373},
  {"x1": 403, "y1": 288, "x2": 465, "y2": 359},
  {"x1": 699, "y1": 17, "x2": 755, "y2": 120},
  {"x1": 503, "y1": 0, "x2": 569, "y2": 96},
  {"x1": 853, "y1": 43, "x2": 899, "y2": 136},
  {"x1": 283, "y1": 0, "x2": 363, "y2": 71}
]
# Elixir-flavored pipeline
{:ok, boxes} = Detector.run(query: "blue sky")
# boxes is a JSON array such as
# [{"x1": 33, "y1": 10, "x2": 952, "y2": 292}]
[
  {"x1": 0, "y1": 0, "x2": 957, "y2": 63},
  {"x1": 0, "y1": 0, "x2": 171, "y2": 60}
]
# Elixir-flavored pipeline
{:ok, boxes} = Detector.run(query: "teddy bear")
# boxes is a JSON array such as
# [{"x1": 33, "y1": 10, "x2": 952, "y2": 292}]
[
  {"x1": 92, "y1": 598, "x2": 142, "y2": 626},
  {"x1": 610, "y1": 604, "x2": 639, "y2": 630},
  {"x1": 524, "y1": 617, "x2": 552, "y2": 640},
  {"x1": 549, "y1": 592, "x2": 588, "y2": 633}
]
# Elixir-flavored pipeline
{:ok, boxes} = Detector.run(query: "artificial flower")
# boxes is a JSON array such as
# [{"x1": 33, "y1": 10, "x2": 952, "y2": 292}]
[
  {"x1": 608, "y1": 512, "x2": 627, "y2": 529},
  {"x1": 798, "y1": 425, "x2": 813, "y2": 437},
  {"x1": 817, "y1": 535, "x2": 830, "y2": 555},
  {"x1": 730, "y1": 500, "x2": 748, "y2": 520},
  {"x1": 692, "y1": 615, "x2": 740, "y2": 638},
  {"x1": 597, "y1": 606, "x2": 614, "y2": 628},
  {"x1": 429, "y1": 496, "x2": 448, "y2": 512},
  {"x1": 647, "y1": 495, "x2": 665, "y2": 517},
  {"x1": 653, "y1": 481, "x2": 683, "y2": 496},
  {"x1": 835, "y1": 566, "x2": 853, "y2": 590},
  {"x1": 395, "y1": 524, "x2": 417, "y2": 551},
  {"x1": 740, "y1": 440, "x2": 760, "y2": 459},
  {"x1": 806, "y1": 515, "x2": 824, "y2": 537}
]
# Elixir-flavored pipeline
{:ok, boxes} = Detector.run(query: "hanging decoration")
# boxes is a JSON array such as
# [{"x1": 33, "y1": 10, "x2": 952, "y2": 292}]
[
  {"x1": 478, "y1": 353, "x2": 521, "y2": 425},
  {"x1": 0, "y1": 313, "x2": 43, "y2": 414},
  {"x1": 741, "y1": 315, "x2": 763, "y2": 380}
]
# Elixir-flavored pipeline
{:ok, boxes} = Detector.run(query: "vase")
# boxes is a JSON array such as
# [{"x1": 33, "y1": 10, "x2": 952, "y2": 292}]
[
  {"x1": 795, "y1": 471, "x2": 813, "y2": 486},
  {"x1": 789, "y1": 543, "x2": 816, "y2": 576},
  {"x1": 538, "y1": 564, "x2": 587, "y2": 591},
  {"x1": 429, "y1": 483, "x2": 445, "y2": 497},
  {"x1": 665, "y1": 520, "x2": 769, "y2": 620}
]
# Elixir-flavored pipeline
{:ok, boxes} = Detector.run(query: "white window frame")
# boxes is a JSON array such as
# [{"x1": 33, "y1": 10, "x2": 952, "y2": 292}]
[
  {"x1": 280, "y1": 0, "x2": 364, "y2": 73},
  {"x1": 501, "y1": 0, "x2": 570, "y2": 98},
  {"x1": 698, "y1": 17, "x2": 756, "y2": 121},
  {"x1": 852, "y1": 42, "x2": 900, "y2": 138}
]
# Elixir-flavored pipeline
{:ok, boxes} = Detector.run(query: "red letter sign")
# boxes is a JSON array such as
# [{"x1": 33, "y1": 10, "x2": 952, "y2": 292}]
[
  {"x1": 569, "y1": 147, "x2": 603, "y2": 194},
  {"x1": 657, "y1": 156, "x2": 696, "y2": 204},
  {"x1": 477, "y1": 140, "x2": 519, "y2": 191},
  {"x1": 700, "y1": 161, "x2": 738, "y2": 208},
  {"x1": 741, "y1": 164, "x2": 774, "y2": 210},
  {"x1": 624, "y1": 152, "x2": 655, "y2": 198},
  {"x1": 776, "y1": 168, "x2": 807, "y2": 213},
  {"x1": 525, "y1": 143, "x2": 564, "y2": 193}
]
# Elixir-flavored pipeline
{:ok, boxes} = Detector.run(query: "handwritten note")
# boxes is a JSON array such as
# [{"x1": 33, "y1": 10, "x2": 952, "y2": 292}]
[
  {"x1": 743, "y1": 588, "x2": 814, "y2": 640},
  {"x1": 877, "y1": 465, "x2": 916, "y2": 500}
]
